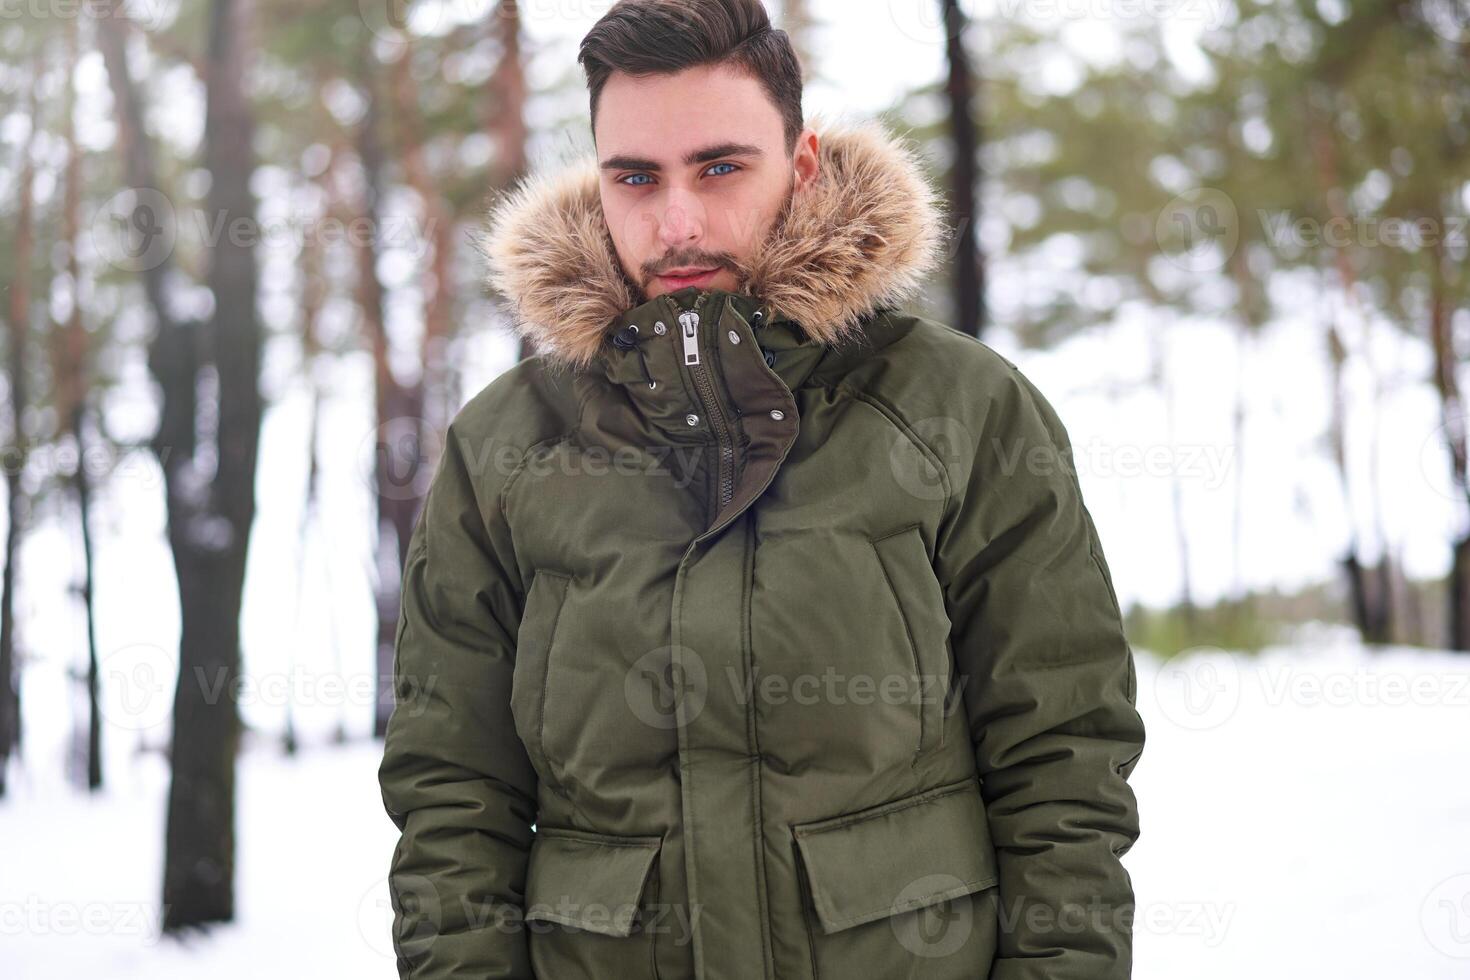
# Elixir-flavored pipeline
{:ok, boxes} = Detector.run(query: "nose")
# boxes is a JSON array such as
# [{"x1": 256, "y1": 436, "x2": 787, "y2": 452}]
[{"x1": 657, "y1": 191, "x2": 705, "y2": 249}]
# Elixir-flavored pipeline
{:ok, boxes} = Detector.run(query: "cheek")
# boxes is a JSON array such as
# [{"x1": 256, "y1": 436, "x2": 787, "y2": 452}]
[
  {"x1": 713, "y1": 185, "x2": 785, "y2": 255},
  {"x1": 602, "y1": 195, "x2": 657, "y2": 262}
]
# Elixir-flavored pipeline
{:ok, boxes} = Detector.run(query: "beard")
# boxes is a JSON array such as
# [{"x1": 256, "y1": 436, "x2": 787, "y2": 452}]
[{"x1": 628, "y1": 173, "x2": 798, "y2": 303}]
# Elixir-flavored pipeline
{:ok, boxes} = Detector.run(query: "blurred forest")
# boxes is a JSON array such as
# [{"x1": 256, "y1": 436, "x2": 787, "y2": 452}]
[{"x1": 0, "y1": 0, "x2": 1466, "y2": 935}]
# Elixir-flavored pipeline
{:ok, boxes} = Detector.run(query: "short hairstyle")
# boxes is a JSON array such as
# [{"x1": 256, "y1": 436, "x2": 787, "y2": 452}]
[{"x1": 578, "y1": 0, "x2": 804, "y2": 153}]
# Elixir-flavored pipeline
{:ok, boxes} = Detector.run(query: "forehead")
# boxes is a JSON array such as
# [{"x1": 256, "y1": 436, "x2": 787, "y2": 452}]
[{"x1": 594, "y1": 63, "x2": 785, "y2": 162}]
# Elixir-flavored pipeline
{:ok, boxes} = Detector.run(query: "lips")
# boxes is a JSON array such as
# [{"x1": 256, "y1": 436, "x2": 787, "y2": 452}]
[{"x1": 658, "y1": 268, "x2": 720, "y2": 289}]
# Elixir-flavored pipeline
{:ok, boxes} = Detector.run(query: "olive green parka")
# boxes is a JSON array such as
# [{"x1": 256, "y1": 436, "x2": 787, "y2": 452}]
[{"x1": 378, "y1": 115, "x2": 1145, "y2": 980}]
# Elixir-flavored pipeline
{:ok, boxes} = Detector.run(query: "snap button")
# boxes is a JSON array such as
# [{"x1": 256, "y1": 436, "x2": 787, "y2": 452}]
[
  {"x1": 769, "y1": 409, "x2": 785, "y2": 421},
  {"x1": 686, "y1": 413, "x2": 700, "y2": 426},
  {"x1": 727, "y1": 330, "x2": 740, "y2": 345},
  {"x1": 654, "y1": 321, "x2": 668, "y2": 335}
]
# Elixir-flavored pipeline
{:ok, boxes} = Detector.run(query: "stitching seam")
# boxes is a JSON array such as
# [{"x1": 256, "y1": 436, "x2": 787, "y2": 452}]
[
  {"x1": 791, "y1": 779, "x2": 973, "y2": 837},
  {"x1": 533, "y1": 571, "x2": 572, "y2": 797},
  {"x1": 817, "y1": 875, "x2": 998, "y2": 931},
  {"x1": 868, "y1": 532, "x2": 926, "y2": 761}
]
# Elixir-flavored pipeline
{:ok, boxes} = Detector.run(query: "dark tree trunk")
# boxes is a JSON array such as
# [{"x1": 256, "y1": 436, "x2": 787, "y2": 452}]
[
  {"x1": 58, "y1": 19, "x2": 104, "y2": 790},
  {"x1": 367, "y1": 30, "x2": 466, "y2": 739},
  {"x1": 778, "y1": 0, "x2": 816, "y2": 85},
  {"x1": 159, "y1": 0, "x2": 264, "y2": 931},
  {"x1": 355, "y1": 40, "x2": 410, "y2": 739},
  {"x1": 77, "y1": 442, "x2": 102, "y2": 789},
  {"x1": 1452, "y1": 536, "x2": 1470, "y2": 652},
  {"x1": 1342, "y1": 553, "x2": 1393, "y2": 645},
  {"x1": 1428, "y1": 230, "x2": 1470, "y2": 650},
  {"x1": 0, "y1": 58, "x2": 41, "y2": 799},
  {"x1": 942, "y1": 0, "x2": 984, "y2": 338},
  {"x1": 98, "y1": 0, "x2": 262, "y2": 930},
  {"x1": 482, "y1": 1, "x2": 536, "y2": 367},
  {"x1": 1307, "y1": 100, "x2": 1398, "y2": 646}
]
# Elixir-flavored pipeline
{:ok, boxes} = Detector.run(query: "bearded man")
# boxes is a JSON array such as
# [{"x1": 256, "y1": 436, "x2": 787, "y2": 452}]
[{"x1": 378, "y1": 2, "x2": 1145, "y2": 978}]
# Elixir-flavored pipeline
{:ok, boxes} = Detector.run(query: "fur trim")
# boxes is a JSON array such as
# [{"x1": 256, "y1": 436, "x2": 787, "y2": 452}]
[{"x1": 474, "y1": 111, "x2": 947, "y2": 372}]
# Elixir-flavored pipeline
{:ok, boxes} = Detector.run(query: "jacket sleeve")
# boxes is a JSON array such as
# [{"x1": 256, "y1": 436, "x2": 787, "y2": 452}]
[
  {"x1": 377, "y1": 417, "x2": 538, "y2": 979},
  {"x1": 936, "y1": 363, "x2": 1145, "y2": 980}
]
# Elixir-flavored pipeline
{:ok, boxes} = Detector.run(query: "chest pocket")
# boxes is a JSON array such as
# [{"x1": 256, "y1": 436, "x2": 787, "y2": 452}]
[
  {"x1": 511, "y1": 568, "x2": 573, "y2": 794},
  {"x1": 869, "y1": 523, "x2": 952, "y2": 759}
]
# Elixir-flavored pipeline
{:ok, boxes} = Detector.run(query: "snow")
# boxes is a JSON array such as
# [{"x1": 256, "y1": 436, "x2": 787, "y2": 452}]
[
  {"x1": 3, "y1": 627, "x2": 1468, "y2": 977},
  {"x1": 1129, "y1": 625, "x2": 1470, "y2": 977},
  {"x1": 0, "y1": 739, "x2": 399, "y2": 977}
]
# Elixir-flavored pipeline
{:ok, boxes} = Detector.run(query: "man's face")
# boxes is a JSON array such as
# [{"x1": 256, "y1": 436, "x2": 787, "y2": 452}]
[{"x1": 594, "y1": 62, "x2": 818, "y2": 302}]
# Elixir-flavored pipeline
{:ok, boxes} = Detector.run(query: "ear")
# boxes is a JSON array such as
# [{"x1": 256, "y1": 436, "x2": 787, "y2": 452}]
[{"x1": 792, "y1": 127, "x2": 820, "y2": 188}]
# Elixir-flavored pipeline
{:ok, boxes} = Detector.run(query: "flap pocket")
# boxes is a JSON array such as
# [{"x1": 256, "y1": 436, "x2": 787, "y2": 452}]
[
  {"x1": 792, "y1": 778, "x2": 998, "y2": 934},
  {"x1": 524, "y1": 828, "x2": 662, "y2": 938}
]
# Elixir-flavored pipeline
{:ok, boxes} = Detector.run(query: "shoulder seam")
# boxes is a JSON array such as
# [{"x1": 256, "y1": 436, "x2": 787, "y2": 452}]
[
  {"x1": 832, "y1": 381, "x2": 954, "y2": 514},
  {"x1": 498, "y1": 427, "x2": 580, "y2": 524}
]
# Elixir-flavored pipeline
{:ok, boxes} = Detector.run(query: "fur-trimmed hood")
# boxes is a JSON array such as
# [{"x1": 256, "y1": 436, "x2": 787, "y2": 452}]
[{"x1": 474, "y1": 113, "x2": 948, "y2": 373}]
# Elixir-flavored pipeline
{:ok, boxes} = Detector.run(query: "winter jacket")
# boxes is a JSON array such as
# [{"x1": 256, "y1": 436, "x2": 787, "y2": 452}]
[{"x1": 377, "y1": 114, "x2": 1145, "y2": 980}]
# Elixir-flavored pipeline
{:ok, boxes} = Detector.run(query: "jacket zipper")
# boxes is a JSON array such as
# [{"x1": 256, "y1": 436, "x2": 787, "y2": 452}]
[{"x1": 675, "y1": 299, "x2": 736, "y2": 511}]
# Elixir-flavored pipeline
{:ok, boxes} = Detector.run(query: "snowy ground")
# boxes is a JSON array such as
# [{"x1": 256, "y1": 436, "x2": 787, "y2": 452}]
[
  {"x1": 1129, "y1": 625, "x2": 1470, "y2": 978},
  {"x1": 2, "y1": 625, "x2": 1469, "y2": 978}
]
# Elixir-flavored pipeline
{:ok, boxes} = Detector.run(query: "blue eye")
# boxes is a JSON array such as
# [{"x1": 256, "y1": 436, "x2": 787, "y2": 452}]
[{"x1": 618, "y1": 163, "x2": 737, "y2": 186}]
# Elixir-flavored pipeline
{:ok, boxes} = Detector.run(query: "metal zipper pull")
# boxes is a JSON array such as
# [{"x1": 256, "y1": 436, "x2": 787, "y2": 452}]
[{"x1": 679, "y1": 309, "x2": 701, "y2": 366}]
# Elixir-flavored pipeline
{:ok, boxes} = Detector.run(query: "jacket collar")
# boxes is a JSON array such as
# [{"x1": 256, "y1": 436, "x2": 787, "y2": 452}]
[{"x1": 474, "y1": 112, "x2": 947, "y2": 379}]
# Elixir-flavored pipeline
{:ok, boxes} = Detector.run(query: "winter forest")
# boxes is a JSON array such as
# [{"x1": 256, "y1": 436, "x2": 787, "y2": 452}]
[{"x1": 1, "y1": 0, "x2": 1469, "y2": 976}]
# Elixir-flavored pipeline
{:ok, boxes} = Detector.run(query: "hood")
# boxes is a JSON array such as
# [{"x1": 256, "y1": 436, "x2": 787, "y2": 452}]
[{"x1": 474, "y1": 112, "x2": 948, "y2": 373}]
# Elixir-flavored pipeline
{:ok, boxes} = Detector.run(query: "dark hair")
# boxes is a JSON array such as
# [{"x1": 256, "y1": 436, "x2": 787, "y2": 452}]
[{"x1": 578, "y1": 0, "x2": 804, "y2": 153}]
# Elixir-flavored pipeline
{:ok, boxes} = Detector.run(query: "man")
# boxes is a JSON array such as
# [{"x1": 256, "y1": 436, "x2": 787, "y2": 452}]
[{"x1": 377, "y1": 1, "x2": 1145, "y2": 978}]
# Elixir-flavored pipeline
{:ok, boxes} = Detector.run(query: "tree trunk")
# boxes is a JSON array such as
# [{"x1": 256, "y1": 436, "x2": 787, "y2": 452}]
[
  {"x1": 0, "y1": 57, "x2": 41, "y2": 799},
  {"x1": 1150, "y1": 324, "x2": 1195, "y2": 627},
  {"x1": 1307, "y1": 95, "x2": 1395, "y2": 644},
  {"x1": 74, "y1": 427, "x2": 101, "y2": 791},
  {"x1": 56, "y1": 18, "x2": 104, "y2": 791},
  {"x1": 779, "y1": 0, "x2": 817, "y2": 86},
  {"x1": 482, "y1": 1, "x2": 537, "y2": 368},
  {"x1": 1428, "y1": 226, "x2": 1470, "y2": 650},
  {"x1": 99, "y1": 0, "x2": 263, "y2": 929},
  {"x1": 389, "y1": 36, "x2": 456, "y2": 443},
  {"x1": 1451, "y1": 536, "x2": 1470, "y2": 651},
  {"x1": 1341, "y1": 552, "x2": 1393, "y2": 645},
  {"x1": 942, "y1": 0, "x2": 983, "y2": 338},
  {"x1": 355, "y1": 40, "x2": 410, "y2": 739}
]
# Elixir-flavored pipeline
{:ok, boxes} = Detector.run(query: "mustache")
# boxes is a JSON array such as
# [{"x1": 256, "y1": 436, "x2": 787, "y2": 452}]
[{"x1": 639, "y1": 181, "x2": 797, "y2": 286}]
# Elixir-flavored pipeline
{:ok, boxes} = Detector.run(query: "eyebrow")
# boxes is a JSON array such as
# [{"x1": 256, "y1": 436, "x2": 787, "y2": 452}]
[{"x1": 599, "y1": 141, "x2": 765, "y2": 172}]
